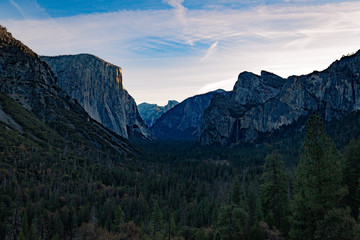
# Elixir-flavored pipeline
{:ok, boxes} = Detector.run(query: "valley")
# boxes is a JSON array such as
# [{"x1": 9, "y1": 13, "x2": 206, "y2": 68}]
[{"x1": 1, "y1": 24, "x2": 360, "y2": 240}]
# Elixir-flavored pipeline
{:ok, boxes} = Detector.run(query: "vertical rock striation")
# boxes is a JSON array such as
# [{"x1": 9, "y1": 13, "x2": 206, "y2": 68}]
[
  {"x1": 0, "y1": 25, "x2": 133, "y2": 155},
  {"x1": 42, "y1": 54, "x2": 151, "y2": 139},
  {"x1": 200, "y1": 51, "x2": 360, "y2": 145}
]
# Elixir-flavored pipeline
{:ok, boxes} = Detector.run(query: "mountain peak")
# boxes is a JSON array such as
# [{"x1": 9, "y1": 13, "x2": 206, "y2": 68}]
[
  {"x1": 201, "y1": 48, "x2": 360, "y2": 145},
  {"x1": 0, "y1": 25, "x2": 37, "y2": 57},
  {"x1": 42, "y1": 54, "x2": 150, "y2": 139},
  {"x1": 167, "y1": 100, "x2": 178, "y2": 105},
  {"x1": 138, "y1": 100, "x2": 179, "y2": 127},
  {"x1": 260, "y1": 70, "x2": 286, "y2": 89},
  {"x1": 43, "y1": 53, "x2": 122, "y2": 72},
  {"x1": 237, "y1": 71, "x2": 258, "y2": 80},
  {"x1": 213, "y1": 89, "x2": 226, "y2": 94},
  {"x1": 232, "y1": 70, "x2": 283, "y2": 105},
  {"x1": 0, "y1": 26, "x2": 134, "y2": 155}
]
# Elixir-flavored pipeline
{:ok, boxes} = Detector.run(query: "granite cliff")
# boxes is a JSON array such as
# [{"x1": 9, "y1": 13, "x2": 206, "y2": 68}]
[
  {"x1": 0, "y1": 25, "x2": 133, "y2": 156},
  {"x1": 151, "y1": 90, "x2": 227, "y2": 140},
  {"x1": 138, "y1": 100, "x2": 178, "y2": 127},
  {"x1": 200, "y1": 52, "x2": 360, "y2": 145},
  {"x1": 42, "y1": 54, "x2": 151, "y2": 139}
]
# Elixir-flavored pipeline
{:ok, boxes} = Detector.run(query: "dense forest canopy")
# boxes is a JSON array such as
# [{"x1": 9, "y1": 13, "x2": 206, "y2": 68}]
[{"x1": 1, "y1": 94, "x2": 360, "y2": 240}]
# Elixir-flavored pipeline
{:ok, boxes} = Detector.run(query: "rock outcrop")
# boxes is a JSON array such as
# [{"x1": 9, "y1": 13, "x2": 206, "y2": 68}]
[
  {"x1": 151, "y1": 89, "x2": 228, "y2": 140},
  {"x1": 42, "y1": 54, "x2": 151, "y2": 139},
  {"x1": 138, "y1": 100, "x2": 178, "y2": 127},
  {"x1": 0, "y1": 25, "x2": 133, "y2": 155},
  {"x1": 200, "y1": 52, "x2": 360, "y2": 145}
]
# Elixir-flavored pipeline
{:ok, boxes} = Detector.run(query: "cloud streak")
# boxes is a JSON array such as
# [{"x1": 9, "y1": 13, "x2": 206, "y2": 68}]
[
  {"x1": 9, "y1": 0, "x2": 25, "y2": 18},
  {"x1": 2, "y1": 1, "x2": 360, "y2": 104},
  {"x1": 201, "y1": 41, "x2": 218, "y2": 61}
]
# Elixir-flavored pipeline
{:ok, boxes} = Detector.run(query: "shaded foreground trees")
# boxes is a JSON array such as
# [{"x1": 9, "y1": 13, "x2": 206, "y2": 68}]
[
  {"x1": 259, "y1": 151, "x2": 289, "y2": 234},
  {"x1": 290, "y1": 113, "x2": 359, "y2": 239},
  {"x1": 2, "y1": 113, "x2": 360, "y2": 239}
]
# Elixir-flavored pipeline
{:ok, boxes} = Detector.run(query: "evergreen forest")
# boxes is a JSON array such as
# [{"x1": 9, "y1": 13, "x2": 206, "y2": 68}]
[{"x1": 1, "y1": 91, "x2": 360, "y2": 240}]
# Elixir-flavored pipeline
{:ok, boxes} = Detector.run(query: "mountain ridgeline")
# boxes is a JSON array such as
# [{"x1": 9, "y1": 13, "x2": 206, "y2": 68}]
[
  {"x1": 151, "y1": 89, "x2": 228, "y2": 140},
  {"x1": 0, "y1": 25, "x2": 134, "y2": 158},
  {"x1": 138, "y1": 100, "x2": 178, "y2": 127},
  {"x1": 3, "y1": 24, "x2": 360, "y2": 240},
  {"x1": 200, "y1": 53, "x2": 360, "y2": 145},
  {"x1": 42, "y1": 54, "x2": 151, "y2": 140}
]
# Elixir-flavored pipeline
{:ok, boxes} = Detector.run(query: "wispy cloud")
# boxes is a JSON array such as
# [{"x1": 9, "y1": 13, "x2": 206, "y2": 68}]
[
  {"x1": 7, "y1": 0, "x2": 51, "y2": 19},
  {"x1": 2, "y1": 1, "x2": 360, "y2": 104},
  {"x1": 201, "y1": 41, "x2": 219, "y2": 61},
  {"x1": 163, "y1": 0, "x2": 187, "y2": 23},
  {"x1": 9, "y1": 0, "x2": 25, "y2": 18}
]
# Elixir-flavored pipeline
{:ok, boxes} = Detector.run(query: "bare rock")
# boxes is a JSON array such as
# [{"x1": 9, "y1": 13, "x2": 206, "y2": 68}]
[{"x1": 42, "y1": 54, "x2": 151, "y2": 139}]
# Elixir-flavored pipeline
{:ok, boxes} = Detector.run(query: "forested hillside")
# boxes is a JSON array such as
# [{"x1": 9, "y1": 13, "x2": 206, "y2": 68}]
[{"x1": 2, "y1": 109, "x2": 360, "y2": 239}]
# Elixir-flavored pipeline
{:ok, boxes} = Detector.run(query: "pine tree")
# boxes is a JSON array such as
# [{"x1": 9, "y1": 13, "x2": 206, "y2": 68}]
[
  {"x1": 290, "y1": 113, "x2": 346, "y2": 239},
  {"x1": 211, "y1": 204, "x2": 219, "y2": 229},
  {"x1": 232, "y1": 176, "x2": 242, "y2": 206},
  {"x1": 169, "y1": 213, "x2": 177, "y2": 238},
  {"x1": 344, "y1": 138, "x2": 360, "y2": 219},
  {"x1": 260, "y1": 151, "x2": 289, "y2": 234},
  {"x1": 314, "y1": 207, "x2": 360, "y2": 240},
  {"x1": 112, "y1": 205, "x2": 125, "y2": 232},
  {"x1": 150, "y1": 201, "x2": 163, "y2": 238},
  {"x1": 216, "y1": 204, "x2": 248, "y2": 240},
  {"x1": 195, "y1": 227, "x2": 206, "y2": 240}
]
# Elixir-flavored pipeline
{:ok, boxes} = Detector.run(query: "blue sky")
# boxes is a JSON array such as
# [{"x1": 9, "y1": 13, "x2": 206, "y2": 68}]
[{"x1": 1, "y1": 0, "x2": 360, "y2": 105}]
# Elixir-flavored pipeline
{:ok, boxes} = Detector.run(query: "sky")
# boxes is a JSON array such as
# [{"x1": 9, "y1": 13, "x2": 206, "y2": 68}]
[{"x1": 1, "y1": 0, "x2": 360, "y2": 105}]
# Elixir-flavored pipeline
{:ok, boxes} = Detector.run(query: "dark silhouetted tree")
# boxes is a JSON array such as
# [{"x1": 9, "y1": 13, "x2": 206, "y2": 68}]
[
  {"x1": 260, "y1": 151, "x2": 289, "y2": 234},
  {"x1": 290, "y1": 113, "x2": 346, "y2": 239}
]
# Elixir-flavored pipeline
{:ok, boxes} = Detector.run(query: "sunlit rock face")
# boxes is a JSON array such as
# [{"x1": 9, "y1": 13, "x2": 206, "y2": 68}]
[
  {"x1": 151, "y1": 90, "x2": 228, "y2": 140},
  {"x1": 0, "y1": 25, "x2": 134, "y2": 155},
  {"x1": 42, "y1": 54, "x2": 151, "y2": 139},
  {"x1": 200, "y1": 51, "x2": 360, "y2": 145},
  {"x1": 138, "y1": 100, "x2": 179, "y2": 127}
]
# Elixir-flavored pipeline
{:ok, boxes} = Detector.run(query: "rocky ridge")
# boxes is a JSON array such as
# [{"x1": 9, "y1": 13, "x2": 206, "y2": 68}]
[
  {"x1": 42, "y1": 54, "x2": 151, "y2": 140},
  {"x1": 200, "y1": 52, "x2": 360, "y2": 145},
  {"x1": 151, "y1": 89, "x2": 228, "y2": 140},
  {"x1": 0, "y1": 25, "x2": 133, "y2": 156},
  {"x1": 138, "y1": 100, "x2": 178, "y2": 127}
]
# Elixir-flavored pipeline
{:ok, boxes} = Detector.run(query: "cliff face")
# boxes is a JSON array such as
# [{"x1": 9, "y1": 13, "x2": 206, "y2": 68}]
[
  {"x1": 200, "y1": 51, "x2": 360, "y2": 145},
  {"x1": 0, "y1": 25, "x2": 133, "y2": 155},
  {"x1": 42, "y1": 54, "x2": 151, "y2": 139},
  {"x1": 151, "y1": 90, "x2": 228, "y2": 140},
  {"x1": 232, "y1": 71, "x2": 286, "y2": 105},
  {"x1": 0, "y1": 26, "x2": 62, "y2": 117},
  {"x1": 138, "y1": 100, "x2": 179, "y2": 127}
]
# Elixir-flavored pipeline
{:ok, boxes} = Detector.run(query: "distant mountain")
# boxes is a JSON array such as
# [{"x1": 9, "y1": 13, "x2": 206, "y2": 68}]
[
  {"x1": 200, "y1": 52, "x2": 360, "y2": 145},
  {"x1": 151, "y1": 89, "x2": 228, "y2": 140},
  {"x1": 42, "y1": 54, "x2": 151, "y2": 140},
  {"x1": 0, "y1": 25, "x2": 134, "y2": 158},
  {"x1": 138, "y1": 100, "x2": 178, "y2": 127}
]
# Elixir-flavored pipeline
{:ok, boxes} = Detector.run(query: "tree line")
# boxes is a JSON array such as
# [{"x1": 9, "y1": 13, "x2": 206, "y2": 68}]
[{"x1": 1, "y1": 113, "x2": 360, "y2": 239}]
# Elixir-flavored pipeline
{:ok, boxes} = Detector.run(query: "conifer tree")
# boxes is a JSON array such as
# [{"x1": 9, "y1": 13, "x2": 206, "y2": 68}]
[
  {"x1": 260, "y1": 151, "x2": 289, "y2": 233},
  {"x1": 344, "y1": 138, "x2": 360, "y2": 219},
  {"x1": 168, "y1": 213, "x2": 177, "y2": 239},
  {"x1": 290, "y1": 113, "x2": 346, "y2": 239},
  {"x1": 112, "y1": 205, "x2": 125, "y2": 232},
  {"x1": 195, "y1": 227, "x2": 206, "y2": 240},
  {"x1": 232, "y1": 176, "x2": 242, "y2": 206},
  {"x1": 150, "y1": 201, "x2": 163, "y2": 238},
  {"x1": 216, "y1": 204, "x2": 248, "y2": 240}
]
